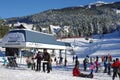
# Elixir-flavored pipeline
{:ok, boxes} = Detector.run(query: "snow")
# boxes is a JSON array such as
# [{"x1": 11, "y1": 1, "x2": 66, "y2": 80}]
[
  {"x1": 9, "y1": 22, "x2": 33, "y2": 30},
  {"x1": 0, "y1": 30, "x2": 120, "y2": 80}
]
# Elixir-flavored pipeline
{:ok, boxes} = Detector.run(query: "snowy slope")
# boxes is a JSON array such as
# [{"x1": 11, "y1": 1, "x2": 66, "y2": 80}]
[{"x1": 63, "y1": 30, "x2": 120, "y2": 57}]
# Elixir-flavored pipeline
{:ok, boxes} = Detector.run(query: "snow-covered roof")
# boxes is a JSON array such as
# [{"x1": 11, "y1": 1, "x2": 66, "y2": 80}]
[
  {"x1": 1, "y1": 29, "x2": 69, "y2": 50},
  {"x1": 9, "y1": 22, "x2": 33, "y2": 30},
  {"x1": 50, "y1": 25, "x2": 61, "y2": 34}
]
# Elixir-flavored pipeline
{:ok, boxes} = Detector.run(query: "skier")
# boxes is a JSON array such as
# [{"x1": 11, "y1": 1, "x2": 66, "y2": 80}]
[
  {"x1": 43, "y1": 49, "x2": 51, "y2": 73},
  {"x1": 101, "y1": 55, "x2": 105, "y2": 62},
  {"x1": 90, "y1": 62, "x2": 95, "y2": 76},
  {"x1": 2, "y1": 57, "x2": 7, "y2": 66},
  {"x1": 104, "y1": 59, "x2": 108, "y2": 73},
  {"x1": 95, "y1": 59, "x2": 99, "y2": 73},
  {"x1": 49, "y1": 57, "x2": 53, "y2": 71},
  {"x1": 75, "y1": 57, "x2": 79, "y2": 67},
  {"x1": 26, "y1": 56, "x2": 31, "y2": 68},
  {"x1": 54, "y1": 57, "x2": 56, "y2": 62},
  {"x1": 107, "y1": 59, "x2": 111, "y2": 75},
  {"x1": 83, "y1": 58, "x2": 87, "y2": 71},
  {"x1": 111, "y1": 58, "x2": 120, "y2": 80},
  {"x1": 35, "y1": 51, "x2": 43, "y2": 71},
  {"x1": 108, "y1": 54, "x2": 112, "y2": 61},
  {"x1": 31, "y1": 57, "x2": 35, "y2": 70}
]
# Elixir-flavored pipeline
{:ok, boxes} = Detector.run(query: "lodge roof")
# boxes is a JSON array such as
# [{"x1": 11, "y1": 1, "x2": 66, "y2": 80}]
[{"x1": 2, "y1": 29, "x2": 71, "y2": 49}]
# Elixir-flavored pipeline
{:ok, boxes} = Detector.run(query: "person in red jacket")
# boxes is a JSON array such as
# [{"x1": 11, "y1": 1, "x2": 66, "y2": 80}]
[
  {"x1": 111, "y1": 58, "x2": 120, "y2": 80},
  {"x1": 72, "y1": 64, "x2": 93, "y2": 78},
  {"x1": 109, "y1": 55, "x2": 112, "y2": 61},
  {"x1": 73, "y1": 64, "x2": 81, "y2": 76}
]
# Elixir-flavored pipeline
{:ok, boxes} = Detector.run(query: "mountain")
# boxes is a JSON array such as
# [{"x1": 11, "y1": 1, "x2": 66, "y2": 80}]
[
  {"x1": 86, "y1": 1, "x2": 120, "y2": 8},
  {"x1": 6, "y1": 1, "x2": 120, "y2": 37}
]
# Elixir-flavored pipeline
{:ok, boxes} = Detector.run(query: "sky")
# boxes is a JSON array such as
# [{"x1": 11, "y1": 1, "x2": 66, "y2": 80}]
[{"x1": 0, "y1": 0, "x2": 120, "y2": 19}]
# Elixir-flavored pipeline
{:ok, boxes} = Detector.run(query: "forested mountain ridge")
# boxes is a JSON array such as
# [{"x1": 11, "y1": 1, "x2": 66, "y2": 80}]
[{"x1": 6, "y1": 1, "x2": 120, "y2": 37}]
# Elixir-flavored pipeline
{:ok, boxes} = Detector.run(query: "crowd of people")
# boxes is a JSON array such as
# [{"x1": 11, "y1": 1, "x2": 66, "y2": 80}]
[
  {"x1": 26, "y1": 49, "x2": 52, "y2": 73},
  {"x1": 26, "y1": 52, "x2": 120, "y2": 79},
  {"x1": 1, "y1": 51, "x2": 120, "y2": 79},
  {"x1": 72, "y1": 55, "x2": 93, "y2": 78},
  {"x1": 72, "y1": 54, "x2": 120, "y2": 80}
]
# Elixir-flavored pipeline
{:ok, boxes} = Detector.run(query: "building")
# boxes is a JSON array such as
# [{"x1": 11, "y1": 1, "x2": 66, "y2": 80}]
[
  {"x1": 1, "y1": 29, "x2": 71, "y2": 56},
  {"x1": 11, "y1": 22, "x2": 34, "y2": 30}
]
